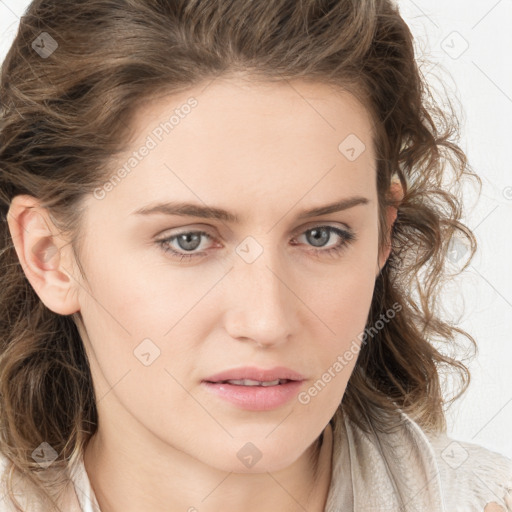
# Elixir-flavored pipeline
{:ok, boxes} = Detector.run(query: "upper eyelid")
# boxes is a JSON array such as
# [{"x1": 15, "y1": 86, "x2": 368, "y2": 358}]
[{"x1": 157, "y1": 221, "x2": 353, "y2": 239}]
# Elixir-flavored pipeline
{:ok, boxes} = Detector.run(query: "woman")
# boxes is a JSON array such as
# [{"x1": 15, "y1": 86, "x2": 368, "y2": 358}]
[{"x1": 0, "y1": 0, "x2": 510, "y2": 511}]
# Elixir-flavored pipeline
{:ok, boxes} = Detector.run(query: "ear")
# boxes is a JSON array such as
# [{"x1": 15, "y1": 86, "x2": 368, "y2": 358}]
[
  {"x1": 376, "y1": 177, "x2": 404, "y2": 277},
  {"x1": 6, "y1": 194, "x2": 81, "y2": 315}
]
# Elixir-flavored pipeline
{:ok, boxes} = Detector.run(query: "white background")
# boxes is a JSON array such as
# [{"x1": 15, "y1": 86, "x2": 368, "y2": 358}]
[{"x1": 0, "y1": 0, "x2": 510, "y2": 457}]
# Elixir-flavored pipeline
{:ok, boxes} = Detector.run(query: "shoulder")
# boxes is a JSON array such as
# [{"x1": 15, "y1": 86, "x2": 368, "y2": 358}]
[
  {"x1": 424, "y1": 430, "x2": 512, "y2": 512},
  {"x1": 0, "y1": 450, "x2": 36, "y2": 511},
  {"x1": 0, "y1": 450, "x2": 22, "y2": 511},
  {"x1": 0, "y1": 450, "x2": 80, "y2": 512},
  {"x1": 337, "y1": 406, "x2": 512, "y2": 512}
]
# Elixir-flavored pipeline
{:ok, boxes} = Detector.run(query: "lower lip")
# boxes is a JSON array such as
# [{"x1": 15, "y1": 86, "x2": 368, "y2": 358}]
[{"x1": 201, "y1": 380, "x2": 304, "y2": 411}]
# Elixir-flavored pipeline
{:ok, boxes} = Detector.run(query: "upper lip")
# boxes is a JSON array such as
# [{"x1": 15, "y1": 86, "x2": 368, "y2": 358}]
[{"x1": 203, "y1": 366, "x2": 306, "y2": 383}]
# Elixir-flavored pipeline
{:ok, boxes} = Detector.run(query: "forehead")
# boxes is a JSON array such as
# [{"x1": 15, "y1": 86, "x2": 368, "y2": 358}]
[
  {"x1": 90, "y1": 77, "x2": 377, "y2": 221},
  {"x1": 133, "y1": 76, "x2": 375, "y2": 145}
]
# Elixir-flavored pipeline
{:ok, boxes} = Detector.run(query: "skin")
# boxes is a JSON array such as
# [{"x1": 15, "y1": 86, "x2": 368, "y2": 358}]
[{"x1": 8, "y1": 77, "x2": 404, "y2": 512}]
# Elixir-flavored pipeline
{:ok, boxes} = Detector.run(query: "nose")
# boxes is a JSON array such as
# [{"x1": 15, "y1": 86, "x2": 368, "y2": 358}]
[{"x1": 222, "y1": 255, "x2": 298, "y2": 349}]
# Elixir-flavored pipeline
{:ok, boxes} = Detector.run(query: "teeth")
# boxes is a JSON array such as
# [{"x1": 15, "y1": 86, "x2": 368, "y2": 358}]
[{"x1": 224, "y1": 378, "x2": 283, "y2": 386}]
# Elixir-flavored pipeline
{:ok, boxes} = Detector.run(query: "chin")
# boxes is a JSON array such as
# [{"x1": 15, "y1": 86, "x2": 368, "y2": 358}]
[{"x1": 204, "y1": 437, "x2": 313, "y2": 474}]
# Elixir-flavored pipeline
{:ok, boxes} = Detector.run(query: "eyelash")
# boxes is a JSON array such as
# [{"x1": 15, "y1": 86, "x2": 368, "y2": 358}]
[{"x1": 156, "y1": 225, "x2": 357, "y2": 263}]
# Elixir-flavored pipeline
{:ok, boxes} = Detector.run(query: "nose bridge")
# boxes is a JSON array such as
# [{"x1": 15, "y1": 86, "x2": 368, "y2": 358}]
[{"x1": 223, "y1": 237, "x2": 296, "y2": 346}]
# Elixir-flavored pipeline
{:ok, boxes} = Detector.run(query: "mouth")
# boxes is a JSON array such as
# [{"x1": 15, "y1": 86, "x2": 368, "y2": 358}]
[{"x1": 201, "y1": 366, "x2": 305, "y2": 411}]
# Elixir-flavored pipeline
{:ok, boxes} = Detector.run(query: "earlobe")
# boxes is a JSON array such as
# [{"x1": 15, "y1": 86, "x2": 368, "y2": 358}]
[{"x1": 6, "y1": 194, "x2": 81, "y2": 316}]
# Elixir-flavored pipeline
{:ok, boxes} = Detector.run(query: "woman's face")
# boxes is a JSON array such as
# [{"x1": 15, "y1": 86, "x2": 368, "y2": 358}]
[{"x1": 73, "y1": 77, "x2": 389, "y2": 473}]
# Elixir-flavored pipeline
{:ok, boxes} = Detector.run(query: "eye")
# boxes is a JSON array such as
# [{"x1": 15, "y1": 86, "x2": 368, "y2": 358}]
[
  {"x1": 156, "y1": 225, "x2": 356, "y2": 262},
  {"x1": 292, "y1": 226, "x2": 356, "y2": 259},
  {"x1": 156, "y1": 230, "x2": 214, "y2": 262}
]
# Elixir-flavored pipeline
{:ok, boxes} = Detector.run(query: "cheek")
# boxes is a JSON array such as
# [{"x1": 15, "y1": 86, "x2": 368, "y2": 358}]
[
  {"x1": 314, "y1": 258, "x2": 378, "y2": 337},
  {"x1": 78, "y1": 239, "x2": 193, "y2": 335},
  {"x1": 76, "y1": 243, "x2": 214, "y2": 384},
  {"x1": 76, "y1": 251, "x2": 201, "y2": 432},
  {"x1": 305, "y1": 255, "x2": 378, "y2": 388}
]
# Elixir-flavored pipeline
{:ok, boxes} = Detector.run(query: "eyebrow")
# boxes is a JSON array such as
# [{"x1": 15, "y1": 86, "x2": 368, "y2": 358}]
[{"x1": 132, "y1": 196, "x2": 370, "y2": 223}]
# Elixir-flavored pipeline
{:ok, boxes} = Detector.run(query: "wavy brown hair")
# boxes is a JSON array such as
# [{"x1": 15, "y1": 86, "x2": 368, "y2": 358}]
[{"x1": 0, "y1": 0, "x2": 481, "y2": 509}]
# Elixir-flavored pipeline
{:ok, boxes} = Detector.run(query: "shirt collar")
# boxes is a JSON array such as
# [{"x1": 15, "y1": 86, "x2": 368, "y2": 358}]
[
  {"x1": 69, "y1": 454, "x2": 102, "y2": 512},
  {"x1": 325, "y1": 406, "x2": 445, "y2": 511}
]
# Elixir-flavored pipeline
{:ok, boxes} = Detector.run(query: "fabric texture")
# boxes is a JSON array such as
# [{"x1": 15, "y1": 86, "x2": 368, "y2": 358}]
[
  {"x1": 1, "y1": 406, "x2": 511, "y2": 511},
  {"x1": 324, "y1": 407, "x2": 512, "y2": 511}
]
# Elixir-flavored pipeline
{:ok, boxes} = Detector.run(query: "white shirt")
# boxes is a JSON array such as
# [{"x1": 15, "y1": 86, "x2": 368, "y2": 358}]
[{"x1": 2, "y1": 407, "x2": 511, "y2": 511}]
